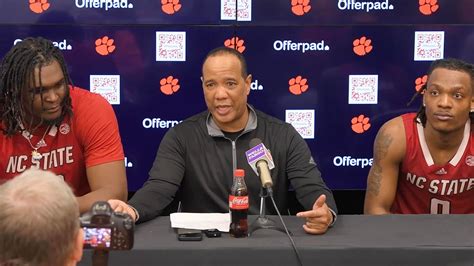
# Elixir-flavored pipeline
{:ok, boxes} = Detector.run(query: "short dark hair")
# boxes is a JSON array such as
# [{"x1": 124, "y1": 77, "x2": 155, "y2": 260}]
[
  {"x1": 0, "y1": 37, "x2": 73, "y2": 136},
  {"x1": 202, "y1": 46, "x2": 248, "y2": 78},
  {"x1": 414, "y1": 58, "x2": 474, "y2": 126}
]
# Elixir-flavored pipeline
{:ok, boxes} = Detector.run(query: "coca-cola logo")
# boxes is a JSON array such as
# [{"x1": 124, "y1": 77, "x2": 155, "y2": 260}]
[
  {"x1": 229, "y1": 195, "x2": 249, "y2": 210},
  {"x1": 231, "y1": 197, "x2": 248, "y2": 205}
]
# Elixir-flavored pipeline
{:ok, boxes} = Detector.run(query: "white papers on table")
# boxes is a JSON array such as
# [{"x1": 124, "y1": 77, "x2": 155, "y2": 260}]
[{"x1": 170, "y1": 212, "x2": 230, "y2": 232}]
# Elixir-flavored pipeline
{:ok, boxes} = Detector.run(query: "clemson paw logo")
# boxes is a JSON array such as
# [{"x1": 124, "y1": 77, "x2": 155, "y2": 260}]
[
  {"x1": 289, "y1": 76, "x2": 309, "y2": 95},
  {"x1": 291, "y1": 0, "x2": 311, "y2": 16},
  {"x1": 351, "y1": 115, "x2": 371, "y2": 134},
  {"x1": 160, "y1": 76, "x2": 180, "y2": 95},
  {"x1": 415, "y1": 75, "x2": 428, "y2": 93},
  {"x1": 95, "y1": 36, "x2": 116, "y2": 56},
  {"x1": 224, "y1": 37, "x2": 246, "y2": 53},
  {"x1": 161, "y1": 0, "x2": 182, "y2": 15},
  {"x1": 29, "y1": 0, "x2": 50, "y2": 14},
  {"x1": 419, "y1": 0, "x2": 439, "y2": 16},
  {"x1": 353, "y1": 36, "x2": 373, "y2": 56}
]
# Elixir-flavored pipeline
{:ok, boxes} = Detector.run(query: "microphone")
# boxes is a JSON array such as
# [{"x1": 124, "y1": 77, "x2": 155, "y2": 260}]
[{"x1": 245, "y1": 138, "x2": 275, "y2": 189}]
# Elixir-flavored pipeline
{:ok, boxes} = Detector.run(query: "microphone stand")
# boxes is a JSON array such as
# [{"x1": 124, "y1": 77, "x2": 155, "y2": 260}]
[
  {"x1": 92, "y1": 249, "x2": 109, "y2": 266},
  {"x1": 248, "y1": 187, "x2": 290, "y2": 236}
]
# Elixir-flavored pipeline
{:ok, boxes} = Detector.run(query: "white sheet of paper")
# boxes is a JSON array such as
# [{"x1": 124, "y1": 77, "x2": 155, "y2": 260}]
[{"x1": 170, "y1": 212, "x2": 230, "y2": 232}]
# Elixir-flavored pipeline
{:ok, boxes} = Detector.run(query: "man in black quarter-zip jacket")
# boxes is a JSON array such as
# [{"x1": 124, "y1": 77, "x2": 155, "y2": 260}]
[{"x1": 110, "y1": 46, "x2": 337, "y2": 235}]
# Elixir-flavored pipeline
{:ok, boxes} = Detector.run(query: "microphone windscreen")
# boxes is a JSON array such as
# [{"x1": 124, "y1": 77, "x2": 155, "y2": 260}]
[{"x1": 249, "y1": 138, "x2": 262, "y2": 149}]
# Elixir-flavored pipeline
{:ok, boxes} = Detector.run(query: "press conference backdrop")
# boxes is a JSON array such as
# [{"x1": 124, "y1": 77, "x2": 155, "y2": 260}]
[{"x1": 0, "y1": 0, "x2": 473, "y2": 191}]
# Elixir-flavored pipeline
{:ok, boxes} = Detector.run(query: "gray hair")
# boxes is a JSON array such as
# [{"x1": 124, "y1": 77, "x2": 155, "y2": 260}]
[{"x1": 0, "y1": 169, "x2": 79, "y2": 266}]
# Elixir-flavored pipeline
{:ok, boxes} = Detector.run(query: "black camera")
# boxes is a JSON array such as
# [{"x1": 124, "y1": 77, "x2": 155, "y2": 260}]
[{"x1": 80, "y1": 201, "x2": 134, "y2": 250}]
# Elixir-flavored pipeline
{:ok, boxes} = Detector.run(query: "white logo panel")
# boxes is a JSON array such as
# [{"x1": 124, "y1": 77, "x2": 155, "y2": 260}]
[
  {"x1": 90, "y1": 75, "x2": 121, "y2": 105},
  {"x1": 348, "y1": 75, "x2": 378, "y2": 104},
  {"x1": 156, "y1": 31, "x2": 186, "y2": 62},
  {"x1": 221, "y1": 0, "x2": 252, "y2": 21},
  {"x1": 285, "y1": 109, "x2": 315, "y2": 139},
  {"x1": 414, "y1": 31, "x2": 444, "y2": 61}
]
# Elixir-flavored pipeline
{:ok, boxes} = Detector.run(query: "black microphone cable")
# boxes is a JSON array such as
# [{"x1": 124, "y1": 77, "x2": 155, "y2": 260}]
[{"x1": 268, "y1": 190, "x2": 304, "y2": 266}]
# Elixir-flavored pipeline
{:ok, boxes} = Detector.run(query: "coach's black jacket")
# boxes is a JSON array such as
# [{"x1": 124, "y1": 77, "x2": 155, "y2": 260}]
[{"x1": 129, "y1": 105, "x2": 337, "y2": 223}]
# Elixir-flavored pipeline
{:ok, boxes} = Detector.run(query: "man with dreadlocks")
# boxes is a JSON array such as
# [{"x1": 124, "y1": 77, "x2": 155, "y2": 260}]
[
  {"x1": 364, "y1": 58, "x2": 474, "y2": 214},
  {"x1": 0, "y1": 37, "x2": 127, "y2": 213}
]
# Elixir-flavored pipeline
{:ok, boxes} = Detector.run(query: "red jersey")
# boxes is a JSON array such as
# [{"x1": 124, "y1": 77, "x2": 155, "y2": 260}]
[
  {"x1": 0, "y1": 87, "x2": 124, "y2": 196},
  {"x1": 391, "y1": 113, "x2": 474, "y2": 214}
]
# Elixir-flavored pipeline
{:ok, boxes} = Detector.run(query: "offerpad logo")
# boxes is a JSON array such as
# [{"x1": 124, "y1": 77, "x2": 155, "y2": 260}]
[
  {"x1": 419, "y1": 0, "x2": 439, "y2": 16},
  {"x1": 224, "y1": 37, "x2": 246, "y2": 53},
  {"x1": 14, "y1": 39, "x2": 72, "y2": 51},
  {"x1": 95, "y1": 36, "x2": 116, "y2": 56},
  {"x1": 286, "y1": 109, "x2": 315, "y2": 139},
  {"x1": 333, "y1": 156, "x2": 373, "y2": 169},
  {"x1": 29, "y1": 0, "x2": 50, "y2": 14},
  {"x1": 124, "y1": 157, "x2": 133, "y2": 168},
  {"x1": 288, "y1": 75, "x2": 309, "y2": 95},
  {"x1": 351, "y1": 114, "x2": 371, "y2": 134},
  {"x1": 273, "y1": 40, "x2": 330, "y2": 53},
  {"x1": 291, "y1": 0, "x2": 311, "y2": 16},
  {"x1": 161, "y1": 0, "x2": 182, "y2": 15},
  {"x1": 75, "y1": 0, "x2": 134, "y2": 10},
  {"x1": 221, "y1": 0, "x2": 252, "y2": 21},
  {"x1": 250, "y1": 79, "x2": 264, "y2": 91},
  {"x1": 160, "y1": 76, "x2": 180, "y2": 95},
  {"x1": 353, "y1": 36, "x2": 373, "y2": 56},
  {"x1": 156, "y1": 31, "x2": 186, "y2": 62},
  {"x1": 348, "y1": 75, "x2": 378, "y2": 104},
  {"x1": 414, "y1": 31, "x2": 444, "y2": 61},
  {"x1": 90, "y1": 75, "x2": 121, "y2": 105},
  {"x1": 415, "y1": 75, "x2": 428, "y2": 92},
  {"x1": 337, "y1": 0, "x2": 394, "y2": 12},
  {"x1": 142, "y1": 118, "x2": 182, "y2": 129}
]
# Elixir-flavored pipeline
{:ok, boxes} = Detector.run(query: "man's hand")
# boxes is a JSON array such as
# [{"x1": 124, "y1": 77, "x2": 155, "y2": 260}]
[
  {"x1": 108, "y1": 199, "x2": 137, "y2": 221},
  {"x1": 296, "y1": 194, "x2": 333, "y2": 235}
]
